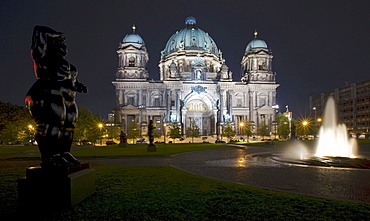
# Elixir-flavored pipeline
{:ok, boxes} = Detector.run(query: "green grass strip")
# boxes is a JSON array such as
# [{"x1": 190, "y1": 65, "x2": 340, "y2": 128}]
[{"x1": 0, "y1": 143, "x2": 234, "y2": 159}]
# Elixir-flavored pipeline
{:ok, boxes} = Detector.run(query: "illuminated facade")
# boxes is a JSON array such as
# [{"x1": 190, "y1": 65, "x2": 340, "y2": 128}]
[
  {"x1": 310, "y1": 79, "x2": 370, "y2": 133},
  {"x1": 112, "y1": 17, "x2": 279, "y2": 139}
]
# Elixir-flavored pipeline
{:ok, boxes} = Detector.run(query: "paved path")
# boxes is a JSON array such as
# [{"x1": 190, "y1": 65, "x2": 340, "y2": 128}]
[{"x1": 170, "y1": 145, "x2": 370, "y2": 204}]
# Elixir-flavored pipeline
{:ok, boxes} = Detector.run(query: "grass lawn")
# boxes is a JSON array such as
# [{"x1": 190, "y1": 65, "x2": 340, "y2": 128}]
[
  {"x1": 1, "y1": 166, "x2": 369, "y2": 220},
  {"x1": 0, "y1": 143, "x2": 234, "y2": 159},
  {"x1": 72, "y1": 143, "x2": 236, "y2": 158},
  {"x1": 0, "y1": 145, "x2": 38, "y2": 155},
  {"x1": 2, "y1": 139, "x2": 369, "y2": 159}
]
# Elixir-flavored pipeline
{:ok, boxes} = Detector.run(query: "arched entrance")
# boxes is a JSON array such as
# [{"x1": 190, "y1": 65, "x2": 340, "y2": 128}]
[{"x1": 183, "y1": 92, "x2": 217, "y2": 136}]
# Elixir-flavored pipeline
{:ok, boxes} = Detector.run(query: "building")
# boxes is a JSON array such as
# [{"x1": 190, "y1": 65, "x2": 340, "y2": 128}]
[
  {"x1": 309, "y1": 79, "x2": 370, "y2": 133},
  {"x1": 112, "y1": 17, "x2": 279, "y2": 140}
]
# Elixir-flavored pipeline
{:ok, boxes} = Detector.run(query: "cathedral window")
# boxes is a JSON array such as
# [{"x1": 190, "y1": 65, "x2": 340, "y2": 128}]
[
  {"x1": 128, "y1": 97, "x2": 135, "y2": 106},
  {"x1": 191, "y1": 37, "x2": 196, "y2": 46},
  {"x1": 129, "y1": 57, "x2": 135, "y2": 67},
  {"x1": 237, "y1": 98, "x2": 242, "y2": 107},
  {"x1": 259, "y1": 97, "x2": 266, "y2": 106},
  {"x1": 195, "y1": 70, "x2": 201, "y2": 80},
  {"x1": 258, "y1": 59, "x2": 265, "y2": 70},
  {"x1": 154, "y1": 98, "x2": 160, "y2": 106}
]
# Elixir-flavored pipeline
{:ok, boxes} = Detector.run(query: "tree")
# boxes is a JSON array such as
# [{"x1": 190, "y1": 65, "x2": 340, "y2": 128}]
[
  {"x1": 0, "y1": 101, "x2": 34, "y2": 144},
  {"x1": 106, "y1": 125, "x2": 120, "y2": 141},
  {"x1": 240, "y1": 121, "x2": 254, "y2": 142},
  {"x1": 74, "y1": 106, "x2": 102, "y2": 144},
  {"x1": 168, "y1": 121, "x2": 181, "y2": 143},
  {"x1": 276, "y1": 113, "x2": 290, "y2": 139},
  {"x1": 257, "y1": 120, "x2": 270, "y2": 140},
  {"x1": 222, "y1": 122, "x2": 236, "y2": 143},
  {"x1": 186, "y1": 119, "x2": 200, "y2": 143},
  {"x1": 127, "y1": 121, "x2": 140, "y2": 144}
]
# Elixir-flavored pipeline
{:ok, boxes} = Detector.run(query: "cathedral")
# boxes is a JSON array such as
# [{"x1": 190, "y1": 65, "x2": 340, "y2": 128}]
[{"x1": 112, "y1": 17, "x2": 279, "y2": 140}]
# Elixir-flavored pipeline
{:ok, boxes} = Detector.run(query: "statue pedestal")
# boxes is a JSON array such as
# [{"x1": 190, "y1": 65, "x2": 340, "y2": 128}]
[
  {"x1": 147, "y1": 144, "x2": 157, "y2": 152},
  {"x1": 119, "y1": 142, "x2": 128, "y2": 147},
  {"x1": 18, "y1": 163, "x2": 95, "y2": 211}
]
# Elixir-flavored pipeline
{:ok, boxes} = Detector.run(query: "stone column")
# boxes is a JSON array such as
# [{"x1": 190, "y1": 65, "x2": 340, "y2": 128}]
[
  {"x1": 228, "y1": 90, "x2": 233, "y2": 121},
  {"x1": 176, "y1": 89, "x2": 181, "y2": 122},
  {"x1": 166, "y1": 89, "x2": 170, "y2": 122}
]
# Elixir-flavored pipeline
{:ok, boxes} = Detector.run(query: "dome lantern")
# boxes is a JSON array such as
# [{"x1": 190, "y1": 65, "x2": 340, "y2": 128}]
[{"x1": 185, "y1": 17, "x2": 196, "y2": 27}]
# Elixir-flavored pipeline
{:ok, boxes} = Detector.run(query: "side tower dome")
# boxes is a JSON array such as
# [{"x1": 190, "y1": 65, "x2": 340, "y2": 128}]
[
  {"x1": 241, "y1": 31, "x2": 275, "y2": 84},
  {"x1": 116, "y1": 25, "x2": 149, "y2": 81},
  {"x1": 159, "y1": 17, "x2": 232, "y2": 81}
]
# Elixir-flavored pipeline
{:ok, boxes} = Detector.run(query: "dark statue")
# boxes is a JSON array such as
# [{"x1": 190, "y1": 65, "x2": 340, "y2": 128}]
[
  {"x1": 25, "y1": 26, "x2": 87, "y2": 169},
  {"x1": 147, "y1": 119, "x2": 157, "y2": 151},
  {"x1": 148, "y1": 120, "x2": 155, "y2": 145},
  {"x1": 119, "y1": 131, "x2": 128, "y2": 147}
]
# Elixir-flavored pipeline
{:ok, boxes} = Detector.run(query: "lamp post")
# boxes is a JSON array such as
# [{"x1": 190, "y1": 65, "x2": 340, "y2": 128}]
[
  {"x1": 317, "y1": 118, "x2": 322, "y2": 126},
  {"x1": 163, "y1": 123, "x2": 167, "y2": 143},
  {"x1": 302, "y1": 120, "x2": 308, "y2": 139},
  {"x1": 98, "y1": 123, "x2": 103, "y2": 145},
  {"x1": 239, "y1": 122, "x2": 244, "y2": 141},
  {"x1": 138, "y1": 104, "x2": 145, "y2": 142}
]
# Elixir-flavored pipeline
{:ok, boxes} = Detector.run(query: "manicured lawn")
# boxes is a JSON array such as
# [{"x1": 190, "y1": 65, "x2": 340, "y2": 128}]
[
  {"x1": 0, "y1": 145, "x2": 38, "y2": 155},
  {"x1": 71, "y1": 143, "x2": 234, "y2": 157},
  {"x1": 0, "y1": 143, "x2": 234, "y2": 159},
  {"x1": 1, "y1": 166, "x2": 369, "y2": 220},
  {"x1": 2, "y1": 139, "x2": 369, "y2": 159}
]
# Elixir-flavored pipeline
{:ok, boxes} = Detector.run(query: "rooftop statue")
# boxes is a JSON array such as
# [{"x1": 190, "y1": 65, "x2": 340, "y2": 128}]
[{"x1": 25, "y1": 26, "x2": 87, "y2": 169}]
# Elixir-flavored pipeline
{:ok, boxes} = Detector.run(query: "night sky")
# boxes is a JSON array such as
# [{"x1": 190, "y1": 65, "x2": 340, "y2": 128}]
[{"x1": 1, "y1": 0, "x2": 369, "y2": 119}]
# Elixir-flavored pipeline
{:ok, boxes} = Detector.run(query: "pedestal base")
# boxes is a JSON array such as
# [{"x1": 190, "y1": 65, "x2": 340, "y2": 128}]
[
  {"x1": 18, "y1": 163, "x2": 96, "y2": 211},
  {"x1": 147, "y1": 144, "x2": 157, "y2": 152},
  {"x1": 119, "y1": 142, "x2": 128, "y2": 147}
]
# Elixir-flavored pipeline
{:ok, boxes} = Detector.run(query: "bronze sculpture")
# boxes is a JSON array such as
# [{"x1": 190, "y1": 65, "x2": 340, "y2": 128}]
[
  {"x1": 25, "y1": 26, "x2": 87, "y2": 168},
  {"x1": 147, "y1": 119, "x2": 157, "y2": 151}
]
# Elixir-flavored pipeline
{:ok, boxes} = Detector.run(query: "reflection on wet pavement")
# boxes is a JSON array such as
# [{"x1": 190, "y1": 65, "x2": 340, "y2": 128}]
[{"x1": 171, "y1": 146, "x2": 370, "y2": 204}]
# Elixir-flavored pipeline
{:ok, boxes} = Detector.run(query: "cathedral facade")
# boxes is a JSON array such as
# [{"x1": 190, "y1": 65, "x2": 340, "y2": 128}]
[{"x1": 112, "y1": 17, "x2": 279, "y2": 139}]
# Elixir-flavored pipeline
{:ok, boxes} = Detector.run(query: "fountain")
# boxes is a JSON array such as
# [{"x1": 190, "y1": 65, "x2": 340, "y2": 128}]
[
  {"x1": 315, "y1": 96, "x2": 357, "y2": 158},
  {"x1": 250, "y1": 96, "x2": 370, "y2": 169}
]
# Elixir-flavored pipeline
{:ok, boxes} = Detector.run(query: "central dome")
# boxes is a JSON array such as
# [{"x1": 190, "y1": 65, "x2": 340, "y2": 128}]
[{"x1": 161, "y1": 17, "x2": 219, "y2": 57}]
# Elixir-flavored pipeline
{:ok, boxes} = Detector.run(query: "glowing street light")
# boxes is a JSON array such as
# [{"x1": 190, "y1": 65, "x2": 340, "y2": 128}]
[
  {"x1": 98, "y1": 123, "x2": 104, "y2": 145},
  {"x1": 239, "y1": 122, "x2": 245, "y2": 141},
  {"x1": 163, "y1": 123, "x2": 167, "y2": 143}
]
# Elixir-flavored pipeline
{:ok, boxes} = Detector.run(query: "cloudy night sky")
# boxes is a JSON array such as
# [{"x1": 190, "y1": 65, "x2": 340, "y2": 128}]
[{"x1": 0, "y1": 0, "x2": 369, "y2": 119}]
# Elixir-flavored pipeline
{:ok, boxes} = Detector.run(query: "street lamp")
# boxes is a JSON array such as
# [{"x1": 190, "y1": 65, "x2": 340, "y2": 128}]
[
  {"x1": 239, "y1": 122, "x2": 244, "y2": 141},
  {"x1": 138, "y1": 104, "x2": 145, "y2": 142},
  {"x1": 98, "y1": 123, "x2": 104, "y2": 145},
  {"x1": 317, "y1": 118, "x2": 322, "y2": 125},
  {"x1": 302, "y1": 120, "x2": 309, "y2": 138},
  {"x1": 163, "y1": 123, "x2": 167, "y2": 143}
]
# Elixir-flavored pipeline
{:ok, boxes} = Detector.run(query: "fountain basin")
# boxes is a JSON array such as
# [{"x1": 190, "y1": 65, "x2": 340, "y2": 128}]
[{"x1": 267, "y1": 154, "x2": 370, "y2": 169}]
